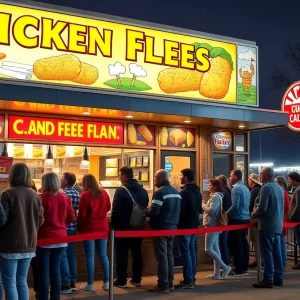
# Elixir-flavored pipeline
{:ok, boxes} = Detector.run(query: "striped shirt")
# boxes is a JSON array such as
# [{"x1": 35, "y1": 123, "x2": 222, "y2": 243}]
[{"x1": 63, "y1": 186, "x2": 80, "y2": 231}]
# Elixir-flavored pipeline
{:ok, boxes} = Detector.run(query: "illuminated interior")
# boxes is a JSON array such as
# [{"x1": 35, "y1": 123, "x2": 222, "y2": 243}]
[{"x1": 2, "y1": 143, "x2": 154, "y2": 204}]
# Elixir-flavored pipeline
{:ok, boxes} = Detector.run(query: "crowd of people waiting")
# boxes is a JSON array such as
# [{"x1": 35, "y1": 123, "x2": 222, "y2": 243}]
[{"x1": 0, "y1": 163, "x2": 300, "y2": 299}]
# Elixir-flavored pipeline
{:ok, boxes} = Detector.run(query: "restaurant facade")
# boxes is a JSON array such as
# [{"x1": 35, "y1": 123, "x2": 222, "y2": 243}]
[{"x1": 0, "y1": 0, "x2": 288, "y2": 278}]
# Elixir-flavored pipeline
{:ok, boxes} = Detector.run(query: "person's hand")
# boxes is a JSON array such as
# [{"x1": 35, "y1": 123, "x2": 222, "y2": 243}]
[{"x1": 146, "y1": 206, "x2": 150, "y2": 210}]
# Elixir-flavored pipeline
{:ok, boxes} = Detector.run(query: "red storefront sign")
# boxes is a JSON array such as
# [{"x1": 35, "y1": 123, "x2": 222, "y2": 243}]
[
  {"x1": 282, "y1": 81, "x2": 300, "y2": 131},
  {"x1": 8, "y1": 115, "x2": 124, "y2": 144}
]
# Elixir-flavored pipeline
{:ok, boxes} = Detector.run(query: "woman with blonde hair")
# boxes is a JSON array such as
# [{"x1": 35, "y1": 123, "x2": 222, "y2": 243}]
[
  {"x1": 215, "y1": 175, "x2": 232, "y2": 265},
  {"x1": 0, "y1": 163, "x2": 43, "y2": 300},
  {"x1": 77, "y1": 174, "x2": 111, "y2": 292},
  {"x1": 202, "y1": 179, "x2": 231, "y2": 279},
  {"x1": 37, "y1": 172, "x2": 75, "y2": 300},
  {"x1": 275, "y1": 176, "x2": 290, "y2": 268}
]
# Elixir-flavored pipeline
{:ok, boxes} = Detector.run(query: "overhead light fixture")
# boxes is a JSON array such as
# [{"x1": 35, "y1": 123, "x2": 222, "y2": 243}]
[
  {"x1": 183, "y1": 120, "x2": 191, "y2": 123},
  {"x1": 82, "y1": 111, "x2": 91, "y2": 115},
  {"x1": 80, "y1": 146, "x2": 90, "y2": 170},
  {"x1": 44, "y1": 145, "x2": 54, "y2": 168},
  {"x1": 1, "y1": 144, "x2": 8, "y2": 156},
  {"x1": 125, "y1": 115, "x2": 134, "y2": 118},
  {"x1": 238, "y1": 125, "x2": 246, "y2": 128}
]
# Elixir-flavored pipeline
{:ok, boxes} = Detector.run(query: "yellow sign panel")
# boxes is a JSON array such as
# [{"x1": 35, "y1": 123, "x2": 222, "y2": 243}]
[{"x1": 0, "y1": 2, "x2": 251, "y2": 104}]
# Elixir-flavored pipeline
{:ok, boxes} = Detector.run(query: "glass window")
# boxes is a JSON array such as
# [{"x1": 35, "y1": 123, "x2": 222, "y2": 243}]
[
  {"x1": 236, "y1": 155, "x2": 248, "y2": 180},
  {"x1": 235, "y1": 134, "x2": 246, "y2": 152},
  {"x1": 213, "y1": 153, "x2": 232, "y2": 178}
]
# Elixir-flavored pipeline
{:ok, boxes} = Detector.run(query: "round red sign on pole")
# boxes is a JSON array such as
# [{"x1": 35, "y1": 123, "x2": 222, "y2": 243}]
[{"x1": 282, "y1": 81, "x2": 300, "y2": 131}]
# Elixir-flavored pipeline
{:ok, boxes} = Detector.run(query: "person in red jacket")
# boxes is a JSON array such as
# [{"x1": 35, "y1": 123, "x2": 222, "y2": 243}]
[
  {"x1": 37, "y1": 172, "x2": 75, "y2": 300},
  {"x1": 275, "y1": 176, "x2": 290, "y2": 269},
  {"x1": 77, "y1": 174, "x2": 111, "y2": 292}
]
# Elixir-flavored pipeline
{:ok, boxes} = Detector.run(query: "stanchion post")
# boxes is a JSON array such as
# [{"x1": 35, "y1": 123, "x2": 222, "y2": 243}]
[
  {"x1": 294, "y1": 232, "x2": 298, "y2": 265},
  {"x1": 256, "y1": 228, "x2": 261, "y2": 283},
  {"x1": 109, "y1": 230, "x2": 115, "y2": 300}
]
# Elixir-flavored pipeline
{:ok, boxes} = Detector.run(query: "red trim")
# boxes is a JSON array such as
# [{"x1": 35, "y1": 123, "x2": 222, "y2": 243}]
[{"x1": 36, "y1": 222, "x2": 299, "y2": 246}]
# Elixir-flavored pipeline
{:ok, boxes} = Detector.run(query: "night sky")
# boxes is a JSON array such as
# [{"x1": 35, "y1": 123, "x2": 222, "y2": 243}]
[{"x1": 34, "y1": 0, "x2": 300, "y2": 166}]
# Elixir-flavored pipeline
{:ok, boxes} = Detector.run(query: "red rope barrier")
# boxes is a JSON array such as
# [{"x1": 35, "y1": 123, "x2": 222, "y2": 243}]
[{"x1": 36, "y1": 222, "x2": 299, "y2": 246}]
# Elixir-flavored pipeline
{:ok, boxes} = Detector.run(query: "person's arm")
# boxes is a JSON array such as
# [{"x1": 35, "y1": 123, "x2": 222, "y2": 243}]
[
  {"x1": 252, "y1": 185, "x2": 269, "y2": 218},
  {"x1": 77, "y1": 193, "x2": 88, "y2": 232},
  {"x1": 226, "y1": 187, "x2": 240, "y2": 218},
  {"x1": 38, "y1": 195, "x2": 44, "y2": 228},
  {"x1": 179, "y1": 190, "x2": 188, "y2": 222},
  {"x1": 66, "y1": 195, "x2": 76, "y2": 225},
  {"x1": 102, "y1": 190, "x2": 111, "y2": 212},
  {"x1": 289, "y1": 189, "x2": 300, "y2": 220},
  {"x1": 284, "y1": 191, "x2": 290, "y2": 215},
  {"x1": 145, "y1": 190, "x2": 164, "y2": 217},
  {"x1": 0, "y1": 202, "x2": 6, "y2": 227},
  {"x1": 111, "y1": 188, "x2": 124, "y2": 228},
  {"x1": 1, "y1": 192, "x2": 10, "y2": 222},
  {"x1": 202, "y1": 195, "x2": 219, "y2": 217},
  {"x1": 249, "y1": 188, "x2": 259, "y2": 213}
]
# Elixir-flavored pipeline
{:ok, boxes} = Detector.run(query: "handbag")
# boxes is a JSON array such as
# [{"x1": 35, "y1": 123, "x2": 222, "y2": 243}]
[
  {"x1": 122, "y1": 186, "x2": 146, "y2": 229},
  {"x1": 215, "y1": 193, "x2": 228, "y2": 226}
]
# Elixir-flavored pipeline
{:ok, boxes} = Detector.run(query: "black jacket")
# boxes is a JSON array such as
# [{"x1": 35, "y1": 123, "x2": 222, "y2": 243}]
[
  {"x1": 222, "y1": 187, "x2": 232, "y2": 212},
  {"x1": 146, "y1": 181, "x2": 181, "y2": 230},
  {"x1": 111, "y1": 179, "x2": 149, "y2": 230},
  {"x1": 249, "y1": 184, "x2": 261, "y2": 213},
  {"x1": 178, "y1": 183, "x2": 202, "y2": 229}
]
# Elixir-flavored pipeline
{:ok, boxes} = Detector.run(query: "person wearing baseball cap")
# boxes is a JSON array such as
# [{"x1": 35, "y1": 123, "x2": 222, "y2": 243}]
[{"x1": 248, "y1": 173, "x2": 262, "y2": 268}]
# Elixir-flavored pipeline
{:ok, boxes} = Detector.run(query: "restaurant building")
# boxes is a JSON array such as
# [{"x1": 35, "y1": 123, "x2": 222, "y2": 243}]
[{"x1": 0, "y1": 0, "x2": 287, "y2": 278}]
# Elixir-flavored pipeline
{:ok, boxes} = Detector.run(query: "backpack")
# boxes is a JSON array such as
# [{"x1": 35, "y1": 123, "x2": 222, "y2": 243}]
[
  {"x1": 122, "y1": 186, "x2": 146, "y2": 229},
  {"x1": 214, "y1": 193, "x2": 228, "y2": 226}
]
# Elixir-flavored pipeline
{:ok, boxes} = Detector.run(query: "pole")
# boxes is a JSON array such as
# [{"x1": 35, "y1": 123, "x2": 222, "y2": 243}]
[
  {"x1": 109, "y1": 230, "x2": 115, "y2": 300},
  {"x1": 256, "y1": 228, "x2": 262, "y2": 283}
]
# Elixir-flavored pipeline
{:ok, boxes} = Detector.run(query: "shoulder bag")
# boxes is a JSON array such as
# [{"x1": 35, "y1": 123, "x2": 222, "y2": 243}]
[
  {"x1": 214, "y1": 193, "x2": 228, "y2": 226},
  {"x1": 122, "y1": 186, "x2": 146, "y2": 229}
]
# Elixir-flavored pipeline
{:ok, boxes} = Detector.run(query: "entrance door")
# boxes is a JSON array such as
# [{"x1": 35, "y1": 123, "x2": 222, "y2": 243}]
[
  {"x1": 160, "y1": 151, "x2": 196, "y2": 191},
  {"x1": 160, "y1": 151, "x2": 196, "y2": 268}
]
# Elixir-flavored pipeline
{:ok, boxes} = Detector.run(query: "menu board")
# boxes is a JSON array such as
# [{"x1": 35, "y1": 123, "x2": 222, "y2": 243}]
[
  {"x1": 73, "y1": 146, "x2": 84, "y2": 157},
  {"x1": 56, "y1": 145, "x2": 66, "y2": 158},
  {"x1": 32, "y1": 144, "x2": 43, "y2": 159},
  {"x1": 212, "y1": 131, "x2": 232, "y2": 151},
  {"x1": 160, "y1": 127, "x2": 195, "y2": 148},
  {"x1": 13, "y1": 143, "x2": 25, "y2": 158},
  {"x1": 127, "y1": 124, "x2": 155, "y2": 146}
]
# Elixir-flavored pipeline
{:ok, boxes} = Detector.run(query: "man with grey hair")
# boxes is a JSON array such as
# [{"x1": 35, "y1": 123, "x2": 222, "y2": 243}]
[
  {"x1": 146, "y1": 169, "x2": 181, "y2": 293},
  {"x1": 252, "y1": 167, "x2": 284, "y2": 288}
]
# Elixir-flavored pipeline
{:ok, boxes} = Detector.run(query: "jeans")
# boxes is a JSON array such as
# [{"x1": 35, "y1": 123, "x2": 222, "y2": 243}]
[
  {"x1": 60, "y1": 230, "x2": 77, "y2": 286},
  {"x1": 228, "y1": 219, "x2": 250, "y2": 273},
  {"x1": 0, "y1": 256, "x2": 31, "y2": 300},
  {"x1": 178, "y1": 235, "x2": 197, "y2": 284},
  {"x1": 259, "y1": 230, "x2": 283, "y2": 283},
  {"x1": 205, "y1": 232, "x2": 227, "y2": 277},
  {"x1": 115, "y1": 237, "x2": 143, "y2": 284},
  {"x1": 153, "y1": 236, "x2": 174, "y2": 289},
  {"x1": 219, "y1": 231, "x2": 229, "y2": 265},
  {"x1": 30, "y1": 256, "x2": 39, "y2": 293},
  {"x1": 280, "y1": 235, "x2": 287, "y2": 269},
  {"x1": 82, "y1": 239, "x2": 109, "y2": 284},
  {"x1": 37, "y1": 247, "x2": 65, "y2": 300}
]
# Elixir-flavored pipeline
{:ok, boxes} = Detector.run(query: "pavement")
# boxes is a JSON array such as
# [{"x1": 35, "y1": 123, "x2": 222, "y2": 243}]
[{"x1": 28, "y1": 263, "x2": 300, "y2": 300}]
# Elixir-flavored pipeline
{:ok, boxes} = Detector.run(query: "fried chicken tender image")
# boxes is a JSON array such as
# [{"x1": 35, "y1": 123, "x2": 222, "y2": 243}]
[
  {"x1": 158, "y1": 68, "x2": 203, "y2": 94},
  {"x1": 34, "y1": 54, "x2": 81, "y2": 81},
  {"x1": 199, "y1": 56, "x2": 232, "y2": 99},
  {"x1": 72, "y1": 62, "x2": 98, "y2": 85}
]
